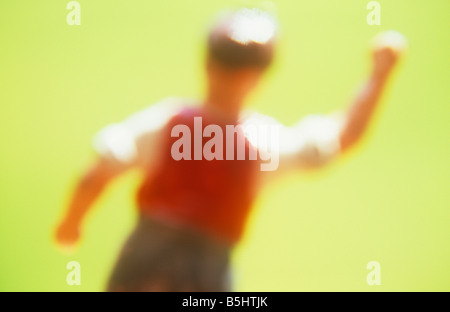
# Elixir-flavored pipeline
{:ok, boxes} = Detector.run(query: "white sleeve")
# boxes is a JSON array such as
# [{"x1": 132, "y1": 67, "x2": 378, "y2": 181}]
[
  {"x1": 92, "y1": 97, "x2": 183, "y2": 168},
  {"x1": 242, "y1": 111, "x2": 343, "y2": 175},
  {"x1": 92, "y1": 123, "x2": 138, "y2": 165},
  {"x1": 286, "y1": 113, "x2": 343, "y2": 167}
]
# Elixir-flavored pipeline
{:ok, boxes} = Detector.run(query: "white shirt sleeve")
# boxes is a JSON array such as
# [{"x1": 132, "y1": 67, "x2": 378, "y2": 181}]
[
  {"x1": 92, "y1": 97, "x2": 183, "y2": 170},
  {"x1": 284, "y1": 113, "x2": 343, "y2": 167},
  {"x1": 92, "y1": 123, "x2": 138, "y2": 165},
  {"x1": 242, "y1": 111, "x2": 344, "y2": 176}
]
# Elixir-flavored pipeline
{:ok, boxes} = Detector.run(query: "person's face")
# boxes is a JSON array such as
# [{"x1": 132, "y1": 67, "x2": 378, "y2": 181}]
[{"x1": 206, "y1": 58, "x2": 264, "y2": 104}]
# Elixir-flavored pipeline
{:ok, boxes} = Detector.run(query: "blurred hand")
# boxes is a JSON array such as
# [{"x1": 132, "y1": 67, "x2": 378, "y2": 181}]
[
  {"x1": 372, "y1": 31, "x2": 407, "y2": 78},
  {"x1": 55, "y1": 219, "x2": 80, "y2": 251}
]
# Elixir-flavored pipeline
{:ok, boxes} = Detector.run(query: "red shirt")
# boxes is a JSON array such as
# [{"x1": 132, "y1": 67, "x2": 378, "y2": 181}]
[{"x1": 137, "y1": 107, "x2": 260, "y2": 245}]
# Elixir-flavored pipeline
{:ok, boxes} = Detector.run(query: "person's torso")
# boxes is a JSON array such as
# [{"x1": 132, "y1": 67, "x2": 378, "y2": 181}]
[{"x1": 137, "y1": 106, "x2": 262, "y2": 244}]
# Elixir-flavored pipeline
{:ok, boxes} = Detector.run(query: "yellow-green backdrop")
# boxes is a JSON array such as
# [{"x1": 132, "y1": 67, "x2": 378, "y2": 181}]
[{"x1": 0, "y1": 0, "x2": 448, "y2": 291}]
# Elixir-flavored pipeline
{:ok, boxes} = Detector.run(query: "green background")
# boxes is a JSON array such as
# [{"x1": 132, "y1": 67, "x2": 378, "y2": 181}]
[{"x1": 0, "y1": 0, "x2": 449, "y2": 291}]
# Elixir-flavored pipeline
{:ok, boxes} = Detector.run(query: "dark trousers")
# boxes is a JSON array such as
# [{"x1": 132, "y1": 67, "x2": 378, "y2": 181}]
[{"x1": 106, "y1": 215, "x2": 232, "y2": 292}]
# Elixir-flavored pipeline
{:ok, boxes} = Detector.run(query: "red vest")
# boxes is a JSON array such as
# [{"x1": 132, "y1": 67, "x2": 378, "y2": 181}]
[{"x1": 137, "y1": 107, "x2": 260, "y2": 245}]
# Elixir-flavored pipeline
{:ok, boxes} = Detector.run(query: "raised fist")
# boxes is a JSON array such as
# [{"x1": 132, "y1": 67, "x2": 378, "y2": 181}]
[{"x1": 372, "y1": 30, "x2": 407, "y2": 77}]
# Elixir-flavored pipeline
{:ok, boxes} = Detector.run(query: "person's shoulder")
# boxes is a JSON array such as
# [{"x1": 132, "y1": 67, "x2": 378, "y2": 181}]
[
  {"x1": 123, "y1": 96, "x2": 199, "y2": 131},
  {"x1": 240, "y1": 109, "x2": 284, "y2": 128},
  {"x1": 155, "y1": 96, "x2": 199, "y2": 108},
  {"x1": 135, "y1": 96, "x2": 196, "y2": 117}
]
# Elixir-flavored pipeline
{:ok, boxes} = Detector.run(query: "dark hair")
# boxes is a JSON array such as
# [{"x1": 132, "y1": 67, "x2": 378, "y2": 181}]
[{"x1": 207, "y1": 8, "x2": 278, "y2": 69}]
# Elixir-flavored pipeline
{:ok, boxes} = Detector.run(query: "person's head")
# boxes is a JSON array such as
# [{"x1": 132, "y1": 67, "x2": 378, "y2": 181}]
[{"x1": 206, "y1": 8, "x2": 278, "y2": 110}]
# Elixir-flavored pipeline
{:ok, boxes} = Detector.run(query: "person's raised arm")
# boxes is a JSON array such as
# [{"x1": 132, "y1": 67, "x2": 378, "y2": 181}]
[
  {"x1": 254, "y1": 31, "x2": 406, "y2": 187},
  {"x1": 339, "y1": 31, "x2": 407, "y2": 151}
]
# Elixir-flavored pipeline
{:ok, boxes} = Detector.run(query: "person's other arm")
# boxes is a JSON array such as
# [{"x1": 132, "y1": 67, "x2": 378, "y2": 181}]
[
  {"x1": 54, "y1": 97, "x2": 182, "y2": 249},
  {"x1": 54, "y1": 156, "x2": 125, "y2": 248}
]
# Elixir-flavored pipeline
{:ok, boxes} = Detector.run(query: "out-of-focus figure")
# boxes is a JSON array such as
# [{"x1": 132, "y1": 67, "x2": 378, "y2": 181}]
[{"x1": 54, "y1": 8, "x2": 406, "y2": 291}]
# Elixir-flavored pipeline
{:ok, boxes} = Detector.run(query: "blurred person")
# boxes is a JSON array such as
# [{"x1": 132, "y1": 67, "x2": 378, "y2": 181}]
[{"x1": 54, "y1": 8, "x2": 406, "y2": 291}]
